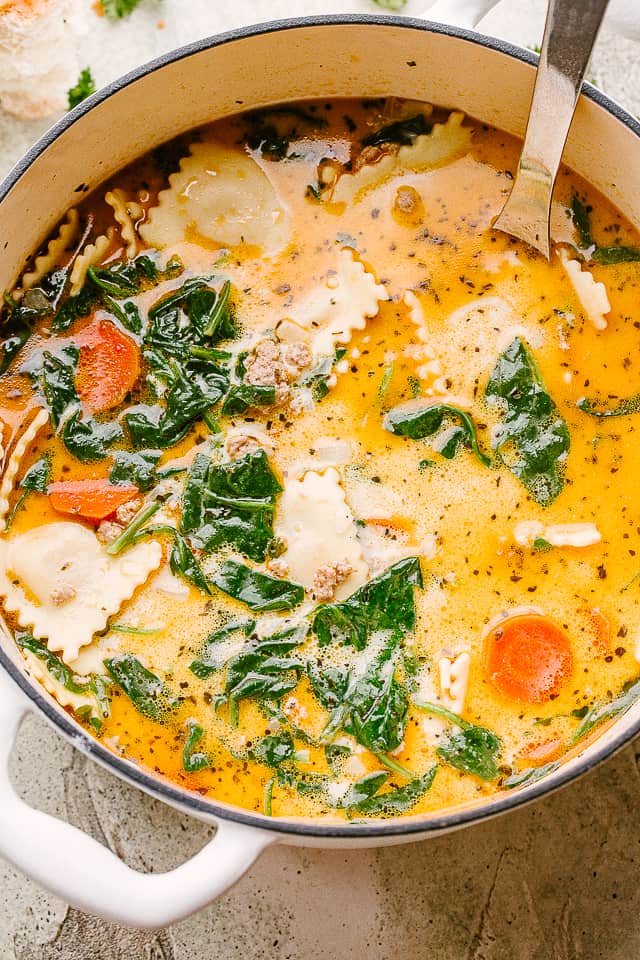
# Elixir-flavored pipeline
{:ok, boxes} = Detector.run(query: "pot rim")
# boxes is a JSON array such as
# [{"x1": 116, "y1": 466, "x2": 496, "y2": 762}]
[{"x1": 1, "y1": 12, "x2": 639, "y2": 840}]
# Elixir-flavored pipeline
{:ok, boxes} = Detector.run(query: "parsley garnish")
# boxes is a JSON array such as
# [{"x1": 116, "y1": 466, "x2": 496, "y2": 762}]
[
  {"x1": 67, "y1": 68, "x2": 95, "y2": 110},
  {"x1": 101, "y1": 0, "x2": 144, "y2": 19}
]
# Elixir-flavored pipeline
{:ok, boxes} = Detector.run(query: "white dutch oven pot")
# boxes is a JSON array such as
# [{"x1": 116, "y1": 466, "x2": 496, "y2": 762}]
[{"x1": 0, "y1": 8, "x2": 639, "y2": 930}]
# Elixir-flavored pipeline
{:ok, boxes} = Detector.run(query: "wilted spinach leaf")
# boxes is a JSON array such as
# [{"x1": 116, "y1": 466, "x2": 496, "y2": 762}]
[
  {"x1": 593, "y1": 246, "x2": 640, "y2": 264},
  {"x1": 533, "y1": 706, "x2": 588, "y2": 727},
  {"x1": 250, "y1": 732, "x2": 296, "y2": 767},
  {"x1": 384, "y1": 403, "x2": 490, "y2": 467},
  {"x1": 569, "y1": 194, "x2": 594, "y2": 249},
  {"x1": 189, "y1": 619, "x2": 256, "y2": 679},
  {"x1": 52, "y1": 281, "x2": 99, "y2": 333},
  {"x1": 134, "y1": 523, "x2": 211, "y2": 595},
  {"x1": 168, "y1": 530, "x2": 212, "y2": 595},
  {"x1": 109, "y1": 449, "x2": 162, "y2": 491},
  {"x1": 182, "y1": 720, "x2": 210, "y2": 772},
  {"x1": 20, "y1": 454, "x2": 51, "y2": 493},
  {"x1": 312, "y1": 557, "x2": 423, "y2": 650},
  {"x1": 344, "y1": 647, "x2": 409, "y2": 754},
  {"x1": 181, "y1": 449, "x2": 282, "y2": 562},
  {"x1": 41, "y1": 344, "x2": 78, "y2": 424},
  {"x1": 6, "y1": 453, "x2": 52, "y2": 528},
  {"x1": 0, "y1": 289, "x2": 54, "y2": 373},
  {"x1": 145, "y1": 282, "x2": 206, "y2": 347},
  {"x1": 362, "y1": 113, "x2": 431, "y2": 147},
  {"x1": 114, "y1": 275, "x2": 235, "y2": 449},
  {"x1": 325, "y1": 743, "x2": 352, "y2": 769},
  {"x1": 414, "y1": 701, "x2": 501, "y2": 780},
  {"x1": 438, "y1": 724, "x2": 501, "y2": 780},
  {"x1": 334, "y1": 771, "x2": 389, "y2": 808},
  {"x1": 569, "y1": 675, "x2": 640, "y2": 745},
  {"x1": 485, "y1": 337, "x2": 570, "y2": 505},
  {"x1": 52, "y1": 254, "x2": 181, "y2": 335},
  {"x1": 245, "y1": 105, "x2": 326, "y2": 160},
  {"x1": 298, "y1": 348, "x2": 346, "y2": 402},
  {"x1": 223, "y1": 624, "x2": 307, "y2": 703},
  {"x1": 277, "y1": 767, "x2": 331, "y2": 799},
  {"x1": 40, "y1": 344, "x2": 122, "y2": 462},
  {"x1": 125, "y1": 359, "x2": 227, "y2": 449},
  {"x1": 348, "y1": 767, "x2": 437, "y2": 815},
  {"x1": 577, "y1": 392, "x2": 640, "y2": 419},
  {"x1": 16, "y1": 632, "x2": 86, "y2": 691},
  {"x1": 62, "y1": 411, "x2": 123, "y2": 462},
  {"x1": 212, "y1": 560, "x2": 305, "y2": 612},
  {"x1": 220, "y1": 383, "x2": 276, "y2": 416},
  {"x1": 570, "y1": 194, "x2": 640, "y2": 262},
  {"x1": 504, "y1": 760, "x2": 560, "y2": 789},
  {"x1": 89, "y1": 260, "x2": 148, "y2": 299},
  {"x1": 105, "y1": 653, "x2": 178, "y2": 722},
  {"x1": 246, "y1": 125, "x2": 290, "y2": 160},
  {"x1": 145, "y1": 278, "x2": 235, "y2": 356},
  {"x1": 180, "y1": 452, "x2": 210, "y2": 532},
  {"x1": 306, "y1": 662, "x2": 351, "y2": 710},
  {"x1": 16, "y1": 634, "x2": 111, "y2": 729}
]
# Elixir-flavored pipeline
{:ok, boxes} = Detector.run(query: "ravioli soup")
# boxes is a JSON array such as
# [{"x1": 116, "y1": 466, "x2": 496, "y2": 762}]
[{"x1": 1, "y1": 98, "x2": 639, "y2": 821}]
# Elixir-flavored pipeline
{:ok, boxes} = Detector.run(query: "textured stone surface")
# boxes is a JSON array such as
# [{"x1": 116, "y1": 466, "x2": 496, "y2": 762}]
[{"x1": 1, "y1": 1, "x2": 639, "y2": 956}]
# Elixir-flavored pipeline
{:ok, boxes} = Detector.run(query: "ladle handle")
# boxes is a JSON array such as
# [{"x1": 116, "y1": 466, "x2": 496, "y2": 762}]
[{"x1": 494, "y1": 0, "x2": 610, "y2": 258}]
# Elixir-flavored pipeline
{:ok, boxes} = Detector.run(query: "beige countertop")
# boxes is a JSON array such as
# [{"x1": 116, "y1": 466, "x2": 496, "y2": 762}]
[{"x1": 1, "y1": 2, "x2": 639, "y2": 957}]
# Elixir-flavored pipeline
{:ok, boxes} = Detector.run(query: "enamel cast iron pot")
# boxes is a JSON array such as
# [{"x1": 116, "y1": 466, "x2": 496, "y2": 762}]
[{"x1": 0, "y1": 8, "x2": 639, "y2": 930}]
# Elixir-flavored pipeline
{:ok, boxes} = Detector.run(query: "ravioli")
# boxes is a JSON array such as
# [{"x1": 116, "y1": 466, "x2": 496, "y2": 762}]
[
  {"x1": 139, "y1": 139, "x2": 290, "y2": 255},
  {"x1": 331, "y1": 111, "x2": 472, "y2": 204},
  {"x1": 0, "y1": 523, "x2": 162, "y2": 660},
  {"x1": 284, "y1": 248, "x2": 388, "y2": 358},
  {"x1": 274, "y1": 467, "x2": 368, "y2": 598}
]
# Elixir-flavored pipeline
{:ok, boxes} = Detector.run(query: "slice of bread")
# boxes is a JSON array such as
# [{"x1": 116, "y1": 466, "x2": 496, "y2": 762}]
[{"x1": 0, "y1": 0, "x2": 87, "y2": 119}]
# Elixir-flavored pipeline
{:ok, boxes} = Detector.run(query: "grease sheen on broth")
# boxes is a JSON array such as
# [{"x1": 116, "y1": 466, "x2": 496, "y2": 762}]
[{"x1": 1, "y1": 97, "x2": 640, "y2": 821}]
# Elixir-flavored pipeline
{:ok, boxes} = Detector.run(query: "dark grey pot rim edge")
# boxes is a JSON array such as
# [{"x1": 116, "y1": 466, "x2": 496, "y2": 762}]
[{"x1": 1, "y1": 12, "x2": 638, "y2": 841}]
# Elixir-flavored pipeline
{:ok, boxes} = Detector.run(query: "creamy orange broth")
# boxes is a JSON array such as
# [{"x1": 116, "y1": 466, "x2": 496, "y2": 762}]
[{"x1": 2, "y1": 98, "x2": 640, "y2": 821}]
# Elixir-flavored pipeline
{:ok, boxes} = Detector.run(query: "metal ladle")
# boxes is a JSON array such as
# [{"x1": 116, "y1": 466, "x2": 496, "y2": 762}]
[{"x1": 493, "y1": 0, "x2": 610, "y2": 258}]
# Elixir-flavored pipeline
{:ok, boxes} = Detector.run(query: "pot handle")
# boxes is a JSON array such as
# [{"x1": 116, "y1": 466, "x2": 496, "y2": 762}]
[
  {"x1": 0, "y1": 673, "x2": 274, "y2": 929},
  {"x1": 419, "y1": 0, "x2": 501, "y2": 28}
]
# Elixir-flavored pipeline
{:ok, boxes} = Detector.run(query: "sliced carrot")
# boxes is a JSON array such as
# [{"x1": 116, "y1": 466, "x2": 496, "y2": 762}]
[
  {"x1": 48, "y1": 479, "x2": 137, "y2": 521},
  {"x1": 484, "y1": 614, "x2": 573, "y2": 704},
  {"x1": 517, "y1": 738, "x2": 564, "y2": 766},
  {"x1": 75, "y1": 317, "x2": 140, "y2": 414},
  {"x1": 365, "y1": 516, "x2": 414, "y2": 533}
]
